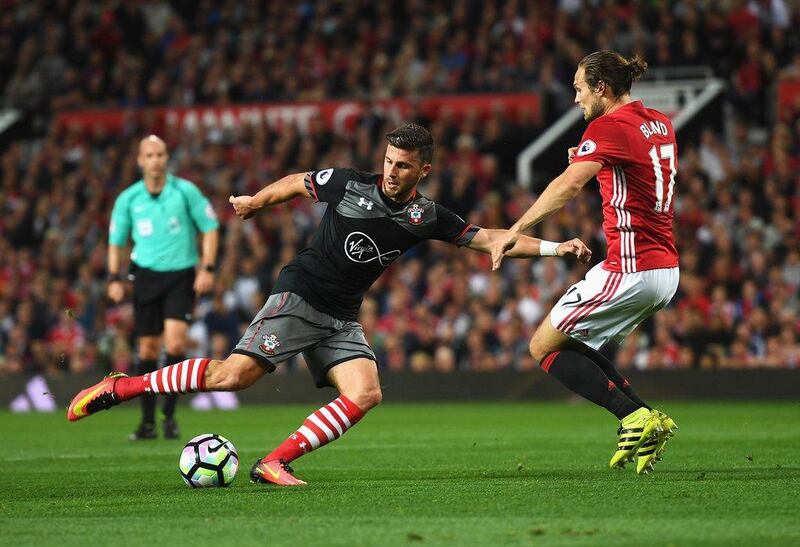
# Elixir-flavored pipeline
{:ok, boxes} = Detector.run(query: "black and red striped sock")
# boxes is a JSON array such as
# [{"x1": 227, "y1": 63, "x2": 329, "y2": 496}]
[
  {"x1": 264, "y1": 395, "x2": 365, "y2": 464},
  {"x1": 115, "y1": 358, "x2": 210, "y2": 401},
  {"x1": 540, "y1": 350, "x2": 639, "y2": 420}
]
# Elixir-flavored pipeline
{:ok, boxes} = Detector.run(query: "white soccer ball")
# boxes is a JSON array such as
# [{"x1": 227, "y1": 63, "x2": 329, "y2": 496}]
[{"x1": 179, "y1": 434, "x2": 239, "y2": 487}]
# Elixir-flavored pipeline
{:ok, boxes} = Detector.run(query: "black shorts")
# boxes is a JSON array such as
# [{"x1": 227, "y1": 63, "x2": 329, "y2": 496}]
[{"x1": 131, "y1": 264, "x2": 196, "y2": 337}]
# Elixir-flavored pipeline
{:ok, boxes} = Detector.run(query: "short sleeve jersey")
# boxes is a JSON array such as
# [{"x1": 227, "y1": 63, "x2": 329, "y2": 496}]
[
  {"x1": 572, "y1": 101, "x2": 679, "y2": 273},
  {"x1": 272, "y1": 168, "x2": 479, "y2": 320},
  {"x1": 109, "y1": 174, "x2": 219, "y2": 271}
]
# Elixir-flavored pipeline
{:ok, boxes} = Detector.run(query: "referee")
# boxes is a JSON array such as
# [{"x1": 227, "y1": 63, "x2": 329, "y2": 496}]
[{"x1": 107, "y1": 135, "x2": 219, "y2": 440}]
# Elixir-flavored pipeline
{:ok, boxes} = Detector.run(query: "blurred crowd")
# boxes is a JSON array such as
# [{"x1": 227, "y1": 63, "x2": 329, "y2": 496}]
[
  {"x1": 3, "y1": 0, "x2": 798, "y2": 122},
  {"x1": 1, "y1": 0, "x2": 799, "y2": 376}
]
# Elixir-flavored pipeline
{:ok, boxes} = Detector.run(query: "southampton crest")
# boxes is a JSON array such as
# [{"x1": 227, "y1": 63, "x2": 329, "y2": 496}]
[
  {"x1": 407, "y1": 203, "x2": 424, "y2": 225},
  {"x1": 259, "y1": 333, "x2": 281, "y2": 355}
]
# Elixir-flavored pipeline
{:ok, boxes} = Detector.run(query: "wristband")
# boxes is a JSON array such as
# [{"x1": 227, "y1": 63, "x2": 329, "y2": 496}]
[
  {"x1": 107, "y1": 273, "x2": 122, "y2": 282},
  {"x1": 203, "y1": 264, "x2": 216, "y2": 273},
  {"x1": 539, "y1": 240, "x2": 559, "y2": 257}
]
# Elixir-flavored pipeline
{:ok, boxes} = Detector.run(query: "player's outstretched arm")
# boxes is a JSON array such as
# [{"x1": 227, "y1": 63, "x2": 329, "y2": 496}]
[
  {"x1": 229, "y1": 172, "x2": 311, "y2": 220},
  {"x1": 468, "y1": 229, "x2": 592, "y2": 264},
  {"x1": 490, "y1": 160, "x2": 601, "y2": 269}
]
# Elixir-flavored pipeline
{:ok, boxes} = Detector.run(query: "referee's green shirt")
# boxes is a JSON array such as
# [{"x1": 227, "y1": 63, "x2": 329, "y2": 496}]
[{"x1": 109, "y1": 174, "x2": 219, "y2": 272}]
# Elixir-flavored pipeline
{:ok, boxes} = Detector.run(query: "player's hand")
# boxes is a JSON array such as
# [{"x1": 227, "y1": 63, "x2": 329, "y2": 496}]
[
  {"x1": 194, "y1": 270, "x2": 214, "y2": 295},
  {"x1": 567, "y1": 147, "x2": 578, "y2": 164},
  {"x1": 107, "y1": 280, "x2": 125, "y2": 303},
  {"x1": 491, "y1": 230, "x2": 520, "y2": 271},
  {"x1": 229, "y1": 195, "x2": 258, "y2": 220},
  {"x1": 557, "y1": 238, "x2": 592, "y2": 264}
]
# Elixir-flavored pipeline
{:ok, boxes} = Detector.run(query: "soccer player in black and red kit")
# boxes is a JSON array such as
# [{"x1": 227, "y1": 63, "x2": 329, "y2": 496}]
[{"x1": 68, "y1": 124, "x2": 592, "y2": 485}]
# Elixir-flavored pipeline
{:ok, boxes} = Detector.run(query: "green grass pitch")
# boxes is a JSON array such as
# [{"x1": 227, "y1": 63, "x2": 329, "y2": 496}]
[{"x1": 2, "y1": 401, "x2": 798, "y2": 546}]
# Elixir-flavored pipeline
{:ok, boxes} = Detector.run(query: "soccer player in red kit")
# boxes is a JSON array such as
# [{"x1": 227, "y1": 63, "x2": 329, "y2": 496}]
[{"x1": 492, "y1": 51, "x2": 680, "y2": 474}]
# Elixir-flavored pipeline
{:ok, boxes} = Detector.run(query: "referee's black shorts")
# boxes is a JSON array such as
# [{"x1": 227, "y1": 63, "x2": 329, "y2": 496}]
[{"x1": 131, "y1": 264, "x2": 196, "y2": 337}]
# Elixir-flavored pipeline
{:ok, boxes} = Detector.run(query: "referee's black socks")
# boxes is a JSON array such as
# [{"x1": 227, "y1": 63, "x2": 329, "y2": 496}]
[
  {"x1": 137, "y1": 358, "x2": 159, "y2": 425},
  {"x1": 162, "y1": 354, "x2": 184, "y2": 420},
  {"x1": 540, "y1": 350, "x2": 639, "y2": 420}
]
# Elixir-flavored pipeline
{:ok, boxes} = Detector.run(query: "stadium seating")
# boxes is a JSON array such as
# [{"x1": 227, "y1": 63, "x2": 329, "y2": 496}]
[{"x1": 1, "y1": 0, "x2": 798, "y2": 375}]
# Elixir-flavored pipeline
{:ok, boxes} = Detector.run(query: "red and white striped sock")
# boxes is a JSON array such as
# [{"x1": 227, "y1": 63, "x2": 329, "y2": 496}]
[
  {"x1": 115, "y1": 358, "x2": 210, "y2": 401},
  {"x1": 264, "y1": 395, "x2": 365, "y2": 464}
]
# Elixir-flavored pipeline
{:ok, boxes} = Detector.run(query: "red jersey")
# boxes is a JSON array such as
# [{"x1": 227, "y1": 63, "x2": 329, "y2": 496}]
[{"x1": 572, "y1": 101, "x2": 679, "y2": 273}]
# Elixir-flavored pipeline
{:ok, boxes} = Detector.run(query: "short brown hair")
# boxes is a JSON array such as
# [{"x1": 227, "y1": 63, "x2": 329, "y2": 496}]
[
  {"x1": 579, "y1": 51, "x2": 647, "y2": 98},
  {"x1": 385, "y1": 123, "x2": 434, "y2": 165}
]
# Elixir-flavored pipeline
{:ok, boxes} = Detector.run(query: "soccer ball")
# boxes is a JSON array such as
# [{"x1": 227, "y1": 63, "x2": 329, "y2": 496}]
[{"x1": 179, "y1": 434, "x2": 239, "y2": 487}]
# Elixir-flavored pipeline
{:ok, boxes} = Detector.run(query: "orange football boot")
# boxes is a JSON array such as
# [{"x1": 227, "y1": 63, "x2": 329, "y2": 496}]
[
  {"x1": 250, "y1": 458, "x2": 307, "y2": 486},
  {"x1": 67, "y1": 372, "x2": 127, "y2": 422}
]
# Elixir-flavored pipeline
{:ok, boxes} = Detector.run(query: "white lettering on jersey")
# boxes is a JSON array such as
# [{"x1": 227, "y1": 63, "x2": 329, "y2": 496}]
[
  {"x1": 639, "y1": 121, "x2": 668, "y2": 139},
  {"x1": 577, "y1": 139, "x2": 597, "y2": 156},
  {"x1": 315, "y1": 169, "x2": 333, "y2": 185},
  {"x1": 344, "y1": 232, "x2": 401, "y2": 266}
]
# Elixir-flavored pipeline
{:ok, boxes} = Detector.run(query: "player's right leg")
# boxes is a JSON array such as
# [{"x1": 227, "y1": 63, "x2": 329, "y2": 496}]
[
  {"x1": 66, "y1": 354, "x2": 266, "y2": 422},
  {"x1": 251, "y1": 357, "x2": 380, "y2": 486}
]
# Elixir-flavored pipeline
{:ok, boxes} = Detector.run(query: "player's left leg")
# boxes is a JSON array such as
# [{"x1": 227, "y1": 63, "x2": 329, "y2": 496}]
[
  {"x1": 530, "y1": 315, "x2": 644, "y2": 422},
  {"x1": 161, "y1": 318, "x2": 189, "y2": 439},
  {"x1": 251, "y1": 357, "x2": 379, "y2": 486},
  {"x1": 530, "y1": 318, "x2": 661, "y2": 471}
]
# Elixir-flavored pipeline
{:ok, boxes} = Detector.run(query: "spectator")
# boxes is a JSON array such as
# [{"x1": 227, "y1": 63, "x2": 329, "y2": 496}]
[{"x1": 1, "y1": 0, "x2": 799, "y2": 376}]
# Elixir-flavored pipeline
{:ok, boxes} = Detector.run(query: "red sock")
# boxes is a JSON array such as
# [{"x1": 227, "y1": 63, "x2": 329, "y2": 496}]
[
  {"x1": 264, "y1": 395, "x2": 365, "y2": 464},
  {"x1": 115, "y1": 358, "x2": 209, "y2": 401}
]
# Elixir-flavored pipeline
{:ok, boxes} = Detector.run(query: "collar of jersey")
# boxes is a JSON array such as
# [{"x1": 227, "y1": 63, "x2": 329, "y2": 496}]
[{"x1": 144, "y1": 174, "x2": 174, "y2": 199}]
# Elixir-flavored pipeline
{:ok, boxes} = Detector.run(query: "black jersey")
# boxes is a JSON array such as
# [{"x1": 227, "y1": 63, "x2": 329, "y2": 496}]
[{"x1": 272, "y1": 167, "x2": 480, "y2": 321}]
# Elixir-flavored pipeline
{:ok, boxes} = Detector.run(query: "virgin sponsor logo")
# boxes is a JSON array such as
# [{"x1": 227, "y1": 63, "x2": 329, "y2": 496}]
[{"x1": 344, "y1": 232, "x2": 400, "y2": 266}]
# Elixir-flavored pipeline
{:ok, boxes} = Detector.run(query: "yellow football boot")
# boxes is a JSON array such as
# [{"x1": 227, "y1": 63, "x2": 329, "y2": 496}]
[
  {"x1": 636, "y1": 410, "x2": 678, "y2": 474},
  {"x1": 609, "y1": 407, "x2": 661, "y2": 469}
]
